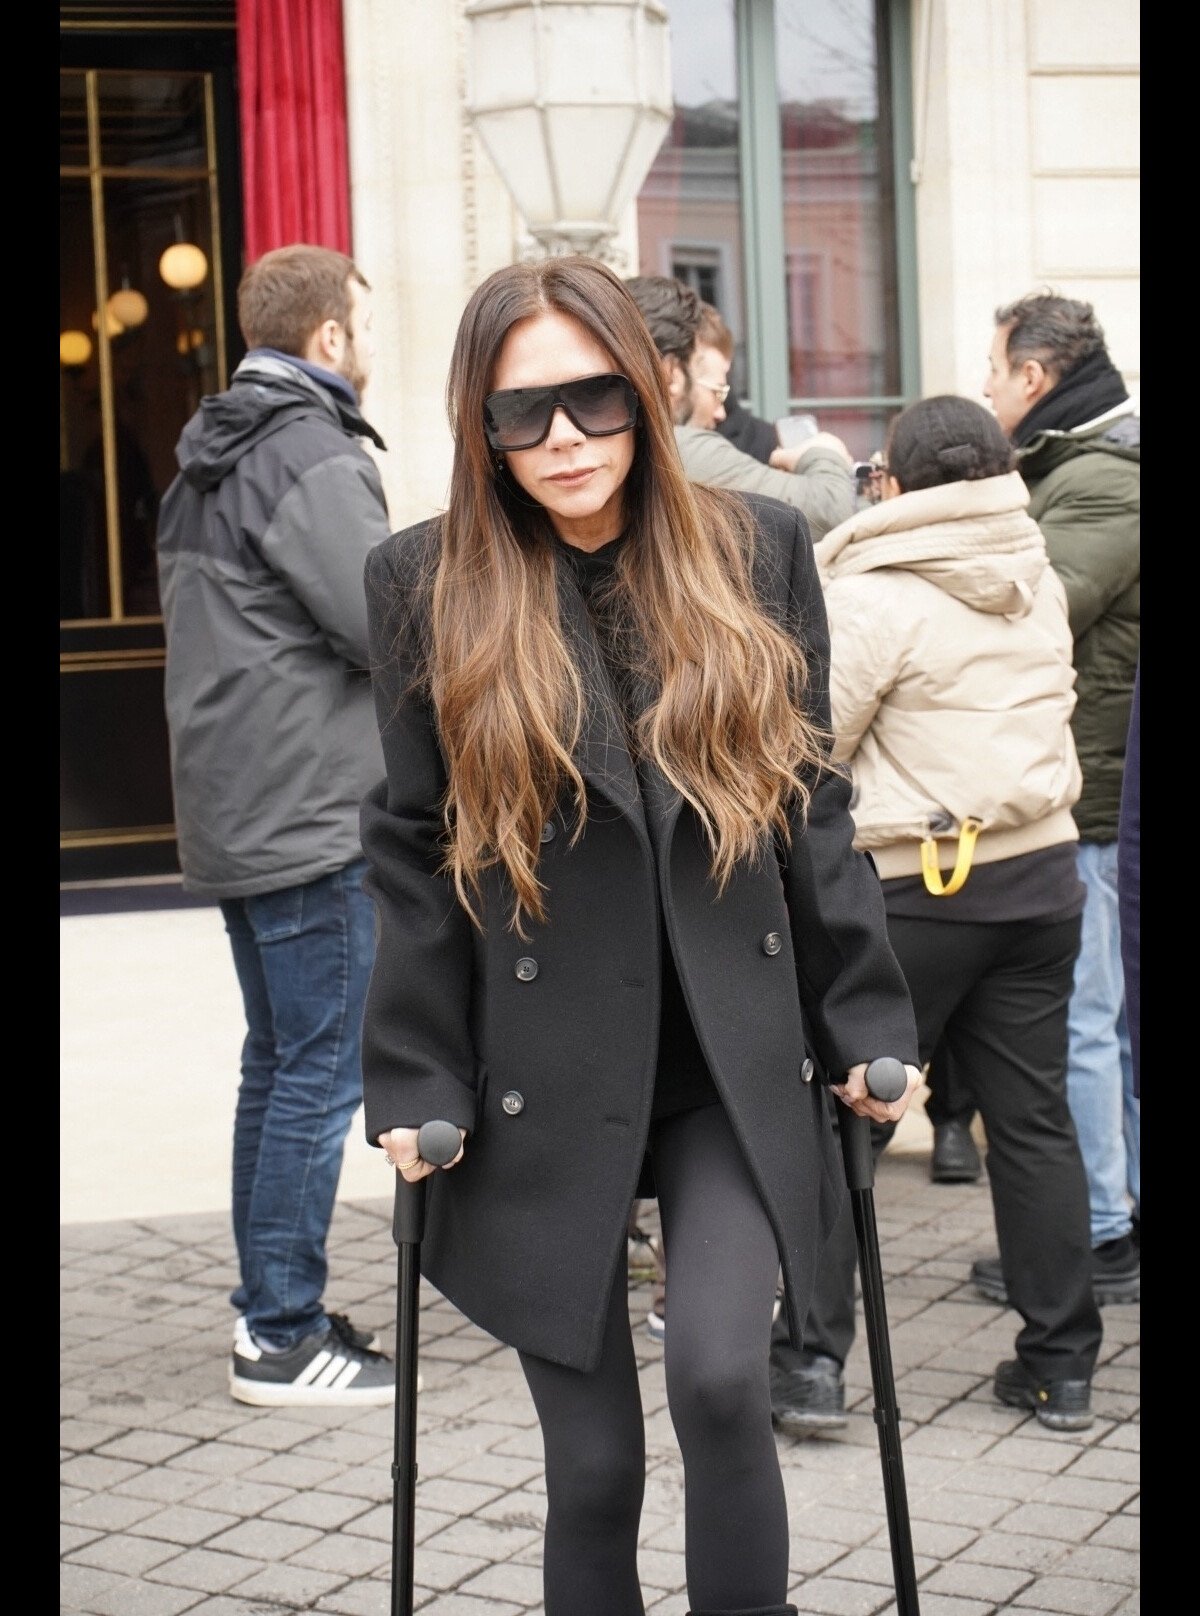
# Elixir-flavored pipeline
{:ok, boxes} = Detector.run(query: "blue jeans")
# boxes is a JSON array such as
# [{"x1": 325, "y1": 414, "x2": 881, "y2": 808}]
[
  {"x1": 220, "y1": 859, "x2": 375, "y2": 1350},
  {"x1": 1067, "y1": 842, "x2": 1141, "y2": 1247}
]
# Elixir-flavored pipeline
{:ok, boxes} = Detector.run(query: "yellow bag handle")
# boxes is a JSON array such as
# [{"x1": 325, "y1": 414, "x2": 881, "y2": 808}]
[{"x1": 920, "y1": 816, "x2": 983, "y2": 897}]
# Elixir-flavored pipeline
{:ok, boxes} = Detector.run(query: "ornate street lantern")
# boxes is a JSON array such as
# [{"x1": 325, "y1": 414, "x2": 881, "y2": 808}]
[{"x1": 464, "y1": 0, "x2": 672, "y2": 262}]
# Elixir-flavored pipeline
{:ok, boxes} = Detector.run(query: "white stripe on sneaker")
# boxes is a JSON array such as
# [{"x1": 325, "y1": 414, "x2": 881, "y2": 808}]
[
  {"x1": 312, "y1": 1353, "x2": 354, "y2": 1389},
  {"x1": 329, "y1": 1358, "x2": 363, "y2": 1391},
  {"x1": 295, "y1": 1349, "x2": 334, "y2": 1386}
]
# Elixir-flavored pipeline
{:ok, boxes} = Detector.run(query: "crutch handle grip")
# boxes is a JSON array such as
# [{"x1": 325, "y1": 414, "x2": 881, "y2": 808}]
[
  {"x1": 864, "y1": 1056, "x2": 908, "y2": 1102},
  {"x1": 416, "y1": 1119, "x2": 464, "y2": 1167},
  {"x1": 392, "y1": 1120, "x2": 461, "y2": 1247},
  {"x1": 837, "y1": 1058, "x2": 907, "y2": 1192}
]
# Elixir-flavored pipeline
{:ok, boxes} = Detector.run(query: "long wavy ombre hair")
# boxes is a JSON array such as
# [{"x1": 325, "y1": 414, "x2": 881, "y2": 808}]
[{"x1": 428, "y1": 256, "x2": 828, "y2": 932}]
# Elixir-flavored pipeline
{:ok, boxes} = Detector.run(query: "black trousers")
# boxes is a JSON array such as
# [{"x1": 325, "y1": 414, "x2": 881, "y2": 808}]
[
  {"x1": 773, "y1": 913, "x2": 1102, "y2": 1382},
  {"x1": 519, "y1": 1103, "x2": 789, "y2": 1615}
]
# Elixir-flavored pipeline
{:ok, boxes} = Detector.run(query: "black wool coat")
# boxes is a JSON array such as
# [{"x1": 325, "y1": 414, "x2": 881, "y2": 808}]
[{"x1": 359, "y1": 493, "x2": 919, "y2": 1371}]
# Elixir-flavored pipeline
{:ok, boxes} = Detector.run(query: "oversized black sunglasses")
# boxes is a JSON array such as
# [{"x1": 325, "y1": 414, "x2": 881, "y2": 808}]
[{"x1": 483, "y1": 372, "x2": 639, "y2": 452}]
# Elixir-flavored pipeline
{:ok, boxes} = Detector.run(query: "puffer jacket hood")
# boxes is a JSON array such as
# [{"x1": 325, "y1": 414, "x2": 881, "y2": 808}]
[
  {"x1": 176, "y1": 355, "x2": 384, "y2": 492},
  {"x1": 812, "y1": 471, "x2": 1081, "y2": 876},
  {"x1": 814, "y1": 471, "x2": 1046, "y2": 617}
]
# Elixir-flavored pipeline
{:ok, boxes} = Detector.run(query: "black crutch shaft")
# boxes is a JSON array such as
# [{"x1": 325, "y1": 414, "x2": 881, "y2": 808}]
[
  {"x1": 390, "y1": 1119, "x2": 462, "y2": 1616},
  {"x1": 836, "y1": 1057, "x2": 921, "y2": 1616}
]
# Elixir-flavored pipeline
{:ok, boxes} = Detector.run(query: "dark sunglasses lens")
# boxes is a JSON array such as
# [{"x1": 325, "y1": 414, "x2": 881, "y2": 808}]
[
  {"x1": 561, "y1": 374, "x2": 636, "y2": 434},
  {"x1": 485, "y1": 388, "x2": 556, "y2": 450}
]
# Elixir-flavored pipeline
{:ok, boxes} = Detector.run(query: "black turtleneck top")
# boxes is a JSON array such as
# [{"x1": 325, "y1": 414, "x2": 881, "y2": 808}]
[{"x1": 557, "y1": 533, "x2": 720, "y2": 1122}]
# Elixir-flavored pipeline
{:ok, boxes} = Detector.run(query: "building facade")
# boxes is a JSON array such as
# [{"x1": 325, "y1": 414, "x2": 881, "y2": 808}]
[{"x1": 59, "y1": 0, "x2": 1140, "y2": 881}]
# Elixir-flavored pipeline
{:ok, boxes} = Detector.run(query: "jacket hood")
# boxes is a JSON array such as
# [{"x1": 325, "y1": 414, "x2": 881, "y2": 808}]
[
  {"x1": 813, "y1": 471, "x2": 1048, "y2": 616},
  {"x1": 174, "y1": 355, "x2": 384, "y2": 491}
]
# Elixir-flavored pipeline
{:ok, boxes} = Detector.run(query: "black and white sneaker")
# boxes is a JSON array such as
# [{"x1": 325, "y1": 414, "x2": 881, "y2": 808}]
[
  {"x1": 235, "y1": 1311, "x2": 382, "y2": 1356},
  {"x1": 230, "y1": 1322, "x2": 396, "y2": 1406}
]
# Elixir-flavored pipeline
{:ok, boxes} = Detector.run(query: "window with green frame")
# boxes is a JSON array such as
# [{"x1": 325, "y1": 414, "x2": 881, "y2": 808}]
[{"x1": 636, "y1": 0, "x2": 917, "y2": 461}]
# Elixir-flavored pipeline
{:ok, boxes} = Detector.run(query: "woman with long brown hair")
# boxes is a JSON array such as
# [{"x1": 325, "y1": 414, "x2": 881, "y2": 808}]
[{"x1": 359, "y1": 255, "x2": 920, "y2": 1615}]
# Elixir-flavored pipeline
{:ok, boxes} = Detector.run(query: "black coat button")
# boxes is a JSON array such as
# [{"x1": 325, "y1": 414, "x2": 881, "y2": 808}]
[
  {"x1": 515, "y1": 957, "x2": 539, "y2": 982},
  {"x1": 801, "y1": 1058, "x2": 815, "y2": 1084},
  {"x1": 762, "y1": 932, "x2": 783, "y2": 956},
  {"x1": 501, "y1": 1090, "x2": 524, "y2": 1116},
  {"x1": 540, "y1": 821, "x2": 556, "y2": 843}
]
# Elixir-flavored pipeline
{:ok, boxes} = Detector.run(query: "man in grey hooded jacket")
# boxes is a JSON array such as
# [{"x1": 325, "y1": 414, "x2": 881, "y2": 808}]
[{"x1": 156, "y1": 244, "x2": 396, "y2": 1408}]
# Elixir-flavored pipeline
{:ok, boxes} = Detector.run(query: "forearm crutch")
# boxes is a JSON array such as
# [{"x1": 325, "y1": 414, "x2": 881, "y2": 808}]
[
  {"x1": 390, "y1": 1118, "x2": 462, "y2": 1616},
  {"x1": 836, "y1": 1057, "x2": 921, "y2": 1616}
]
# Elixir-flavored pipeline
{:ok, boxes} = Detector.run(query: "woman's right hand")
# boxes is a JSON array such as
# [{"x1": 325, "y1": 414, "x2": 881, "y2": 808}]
[{"x1": 378, "y1": 1126, "x2": 467, "y2": 1184}]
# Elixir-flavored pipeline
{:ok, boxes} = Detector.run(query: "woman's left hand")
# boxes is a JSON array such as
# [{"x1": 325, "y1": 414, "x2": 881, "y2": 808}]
[{"x1": 829, "y1": 1061, "x2": 923, "y2": 1124}]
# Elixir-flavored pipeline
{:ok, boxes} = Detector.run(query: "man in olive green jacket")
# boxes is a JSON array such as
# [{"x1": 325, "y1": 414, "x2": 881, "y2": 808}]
[{"x1": 961, "y1": 292, "x2": 1140, "y2": 1306}]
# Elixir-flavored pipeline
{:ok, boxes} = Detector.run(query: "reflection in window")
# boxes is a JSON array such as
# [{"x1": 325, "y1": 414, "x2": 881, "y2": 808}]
[
  {"x1": 775, "y1": 0, "x2": 900, "y2": 455},
  {"x1": 635, "y1": 1, "x2": 748, "y2": 391},
  {"x1": 59, "y1": 69, "x2": 223, "y2": 623}
]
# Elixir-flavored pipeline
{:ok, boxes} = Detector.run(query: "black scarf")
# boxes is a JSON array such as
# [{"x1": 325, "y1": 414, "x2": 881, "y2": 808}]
[{"x1": 1012, "y1": 348, "x2": 1129, "y2": 448}]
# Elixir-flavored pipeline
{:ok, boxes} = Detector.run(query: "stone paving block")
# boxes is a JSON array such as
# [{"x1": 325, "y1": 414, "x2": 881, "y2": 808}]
[
  {"x1": 833, "y1": 1545, "x2": 938, "y2": 1585},
  {"x1": 788, "y1": 1574, "x2": 894, "y2": 1613},
  {"x1": 146, "y1": 1546, "x2": 267, "y2": 1594},
  {"x1": 60, "y1": 1452, "x2": 147, "y2": 1490},
  {"x1": 261, "y1": 1488, "x2": 376, "y2": 1530},
  {"x1": 342, "y1": 1499, "x2": 402, "y2": 1542},
  {"x1": 958, "y1": 1528, "x2": 1071, "y2": 1573},
  {"x1": 1000, "y1": 1501, "x2": 1110, "y2": 1541},
  {"x1": 223, "y1": 1562, "x2": 348, "y2": 1604},
  {"x1": 166, "y1": 1442, "x2": 276, "y2": 1479},
  {"x1": 409, "y1": 1476, "x2": 506, "y2": 1516},
  {"x1": 60, "y1": 1562, "x2": 128, "y2": 1609},
  {"x1": 125, "y1": 1500, "x2": 243, "y2": 1548},
  {"x1": 874, "y1": 1596, "x2": 992, "y2": 1614},
  {"x1": 288, "y1": 1530, "x2": 391, "y2": 1578},
  {"x1": 87, "y1": 1576, "x2": 209, "y2": 1616},
  {"x1": 291, "y1": 1427, "x2": 392, "y2": 1467},
  {"x1": 636, "y1": 1544, "x2": 687, "y2": 1590},
  {"x1": 63, "y1": 1491, "x2": 163, "y2": 1532},
  {"x1": 204, "y1": 1516, "x2": 324, "y2": 1559},
  {"x1": 61, "y1": 1417, "x2": 131, "y2": 1451},
  {"x1": 443, "y1": 1451, "x2": 543, "y2": 1490},
  {"x1": 1010, "y1": 1575, "x2": 1129, "y2": 1613},
  {"x1": 899, "y1": 1518, "x2": 980, "y2": 1560},
  {"x1": 171, "y1": 1599, "x2": 298, "y2": 1614},
  {"x1": 477, "y1": 1490, "x2": 548, "y2": 1532},
  {"x1": 1070, "y1": 1446, "x2": 1139, "y2": 1482},
  {"x1": 185, "y1": 1477, "x2": 295, "y2": 1517},
  {"x1": 1052, "y1": 1542, "x2": 1140, "y2": 1585},
  {"x1": 1089, "y1": 1514, "x2": 1139, "y2": 1551},
  {"x1": 96, "y1": 1429, "x2": 201, "y2": 1464},
  {"x1": 404, "y1": 1544, "x2": 490, "y2": 1590},
  {"x1": 910, "y1": 1487, "x2": 1013, "y2": 1529},
  {"x1": 457, "y1": 1559, "x2": 545, "y2": 1603},
  {"x1": 236, "y1": 1452, "x2": 346, "y2": 1489},
  {"x1": 61, "y1": 1523, "x2": 103, "y2": 1555},
  {"x1": 922, "y1": 1559, "x2": 1035, "y2": 1602},
  {"x1": 112, "y1": 1468, "x2": 215, "y2": 1504},
  {"x1": 1033, "y1": 1473, "x2": 1140, "y2": 1512},
  {"x1": 488, "y1": 1426, "x2": 545, "y2": 1461},
  {"x1": 422, "y1": 1513, "x2": 543, "y2": 1561},
  {"x1": 320, "y1": 1464, "x2": 394, "y2": 1503},
  {"x1": 410, "y1": 1597, "x2": 523, "y2": 1616},
  {"x1": 67, "y1": 1528, "x2": 188, "y2": 1577}
]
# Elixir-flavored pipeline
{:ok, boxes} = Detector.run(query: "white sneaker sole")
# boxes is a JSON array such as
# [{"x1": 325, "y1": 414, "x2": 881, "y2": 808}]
[{"x1": 229, "y1": 1367, "x2": 401, "y2": 1407}]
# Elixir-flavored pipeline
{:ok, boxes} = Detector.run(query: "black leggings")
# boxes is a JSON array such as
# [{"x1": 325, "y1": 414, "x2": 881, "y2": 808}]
[{"x1": 518, "y1": 1103, "x2": 788, "y2": 1615}]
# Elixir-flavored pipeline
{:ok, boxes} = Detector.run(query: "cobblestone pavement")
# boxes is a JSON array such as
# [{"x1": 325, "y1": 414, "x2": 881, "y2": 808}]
[{"x1": 61, "y1": 1157, "x2": 1139, "y2": 1615}]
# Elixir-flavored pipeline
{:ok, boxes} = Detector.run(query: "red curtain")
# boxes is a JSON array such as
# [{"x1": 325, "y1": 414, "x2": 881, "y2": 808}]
[{"x1": 237, "y1": 0, "x2": 352, "y2": 263}]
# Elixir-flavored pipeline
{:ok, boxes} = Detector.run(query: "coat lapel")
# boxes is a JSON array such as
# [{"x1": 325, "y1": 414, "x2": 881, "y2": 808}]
[{"x1": 555, "y1": 568, "x2": 651, "y2": 851}]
